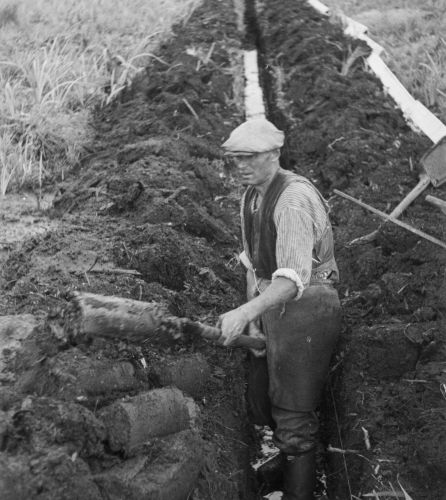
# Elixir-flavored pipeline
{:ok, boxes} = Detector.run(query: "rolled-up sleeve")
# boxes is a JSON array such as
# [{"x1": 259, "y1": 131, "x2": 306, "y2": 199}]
[{"x1": 273, "y1": 206, "x2": 314, "y2": 296}]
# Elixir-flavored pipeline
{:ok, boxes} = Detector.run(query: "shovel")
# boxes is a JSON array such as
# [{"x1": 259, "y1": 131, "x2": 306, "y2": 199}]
[
  {"x1": 64, "y1": 291, "x2": 266, "y2": 350},
  {"x1": 334, "y1": 189, "x2": 446, "y2": 250},
  {"x1": 350, "y1": 135, "x2": 446, "y2": 245}
]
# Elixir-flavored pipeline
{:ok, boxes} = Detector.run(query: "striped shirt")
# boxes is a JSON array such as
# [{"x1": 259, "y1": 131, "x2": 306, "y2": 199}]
[{"x1": 240, "y1": 181, "x2": 336, "y2": 298}]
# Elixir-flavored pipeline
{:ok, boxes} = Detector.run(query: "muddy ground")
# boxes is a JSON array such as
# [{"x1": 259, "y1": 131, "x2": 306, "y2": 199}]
[{"x1": 1, "y1": 0, "x2": 446, "y2": 499}]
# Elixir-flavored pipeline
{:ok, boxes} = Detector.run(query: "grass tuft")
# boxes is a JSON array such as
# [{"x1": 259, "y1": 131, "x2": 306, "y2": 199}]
[{"x1": 0, "y1": 0, "x2": 202, "y2": 195}]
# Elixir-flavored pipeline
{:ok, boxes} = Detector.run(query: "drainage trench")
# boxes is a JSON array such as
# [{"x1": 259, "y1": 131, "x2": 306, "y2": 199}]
[
  {"x1": 243, "y1": 0, "x2": 292, "y2": 170},
  {"x1": 241, "y1": 0, "x2": 348, "y2": 497}
]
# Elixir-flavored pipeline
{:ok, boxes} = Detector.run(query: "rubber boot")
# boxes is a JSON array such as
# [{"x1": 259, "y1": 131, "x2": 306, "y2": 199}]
[
  {"x1": 256, "y1": 453, "x2": 285, "y2": 495},
  {"x1": 282, "y1": 449, "x2": 316, "y2": 500}
]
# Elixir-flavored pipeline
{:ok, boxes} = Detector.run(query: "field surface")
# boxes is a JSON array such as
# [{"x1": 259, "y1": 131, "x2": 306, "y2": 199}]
[
  {"x1": 1, "y1": 1, "x2": 446, "y2": 499},
  {"x1": 322, "y1": 0, "x2": 446, "y2": 120},
  {"x1": 0, "y1": 0, "x2": 200, "y2": 194}
]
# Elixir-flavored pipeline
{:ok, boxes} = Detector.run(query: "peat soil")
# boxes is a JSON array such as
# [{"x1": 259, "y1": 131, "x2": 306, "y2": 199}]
[
  {"x1": 0, "y1": 0, "x2": 445, "y2": 499},
  {"x1": 0, "y1": 0, "x2": 254, "y2": 499}
]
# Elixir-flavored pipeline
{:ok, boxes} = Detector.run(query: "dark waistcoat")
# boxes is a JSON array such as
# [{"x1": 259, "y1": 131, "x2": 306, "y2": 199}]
[{"x1": 243, "y1": 168, "x2": 335, "y2": 280}]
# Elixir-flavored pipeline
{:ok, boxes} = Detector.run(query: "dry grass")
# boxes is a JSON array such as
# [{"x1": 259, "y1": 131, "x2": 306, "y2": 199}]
[
  {"x1": 323, "y1": 0, "x2": 446, "y2": 120},
  {"x1": 0, "y1": 0, "x2": 202, "y2": 195}
]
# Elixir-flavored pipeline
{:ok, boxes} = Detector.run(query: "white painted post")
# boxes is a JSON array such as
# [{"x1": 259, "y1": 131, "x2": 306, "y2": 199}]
[{"x1": 306, "y1": 0, "x2": 446, "y2": 144}]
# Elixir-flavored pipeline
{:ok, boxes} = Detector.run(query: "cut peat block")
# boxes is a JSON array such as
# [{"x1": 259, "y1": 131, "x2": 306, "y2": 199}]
[
  {"x1": 0, "y1": 314, "x2": 38, "y2": 372},
  {"x1": 0, "y1": 449, "x2": 103, "y2": 500},
  {"x1": 94, "y1": 430, "x2": 205, "y2": 500},
  {"x1": 4, "y1": 396, "x2": 107, "y2": 457},
  {"x1": 99, "y1": 387, "x2": 198, "y2": 455},
  {"x1": 15, "y1": 348, "x2": 141, "y2": 400},
  {"x1": 64, "y1": 292, "x2": 171, "y2": 344},
  {"x1": 150, "y1": 353, "x2": 211, "y2": 398}
]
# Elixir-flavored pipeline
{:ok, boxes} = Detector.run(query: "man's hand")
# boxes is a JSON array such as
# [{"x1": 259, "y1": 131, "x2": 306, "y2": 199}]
[
  {"x1": 217, "y1": 307, "x2": 250, "y2": 346},
  {"x1": 217, "y1": 276, "x2": 297, "y2": 347}
]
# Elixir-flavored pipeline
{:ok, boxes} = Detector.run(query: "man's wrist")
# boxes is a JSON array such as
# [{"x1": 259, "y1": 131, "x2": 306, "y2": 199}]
[{"x1": 238, "y1": 304, "x2": 257, "y2": 323}]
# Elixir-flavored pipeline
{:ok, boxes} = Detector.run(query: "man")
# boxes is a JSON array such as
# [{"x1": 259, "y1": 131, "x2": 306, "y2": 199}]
[{"x1": 218, "y1": 118, "x2": 341, "y2": 500}]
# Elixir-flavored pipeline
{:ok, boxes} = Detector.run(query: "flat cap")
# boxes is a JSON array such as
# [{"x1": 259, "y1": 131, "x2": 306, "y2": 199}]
[{"x1": 221, "y1": 118, "x2": 284, "y2": 155}]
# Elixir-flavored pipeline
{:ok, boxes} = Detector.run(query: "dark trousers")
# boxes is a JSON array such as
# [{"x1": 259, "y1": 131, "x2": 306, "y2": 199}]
[{"x1": 247, "y1": 284, "x2": 341, "y2": 455}]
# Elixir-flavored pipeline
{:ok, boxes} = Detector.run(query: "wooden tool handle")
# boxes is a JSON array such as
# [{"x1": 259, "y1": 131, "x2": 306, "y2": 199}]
[
  {"x1": 426, "y1": 194, "x2": 446, "y2": 213},
  {"x1": 343, "y1": 175, "x2": 432, "y2": 246},
  {"x1": 193, "y1": 322, "x2": 266, "y2": 350},
  {"x1": 334, "y1": 189, "x2": 446, "y2": 250},
  {"x1": 388, "y1": 173, "x2": 430, "y2": 219}
]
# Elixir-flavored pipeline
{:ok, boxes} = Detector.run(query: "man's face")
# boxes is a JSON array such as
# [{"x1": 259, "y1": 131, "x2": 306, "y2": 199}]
[{"x1": 230, "y1": 151, "x2": 276, "y2": 186}]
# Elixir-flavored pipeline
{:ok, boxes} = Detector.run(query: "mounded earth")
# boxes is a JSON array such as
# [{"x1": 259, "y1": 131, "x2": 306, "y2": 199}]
[{"x1": 1, "y1": 1, "x2": 445, "y2": 499}]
